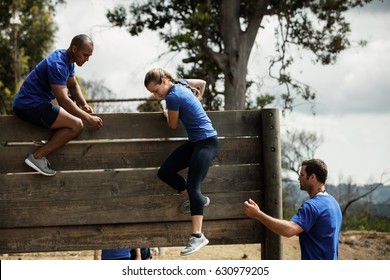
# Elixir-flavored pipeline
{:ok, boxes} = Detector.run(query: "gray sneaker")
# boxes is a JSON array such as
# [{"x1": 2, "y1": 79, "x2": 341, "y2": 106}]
[
  {"x1": 179, "y1": 196, "x2": 210, "y2": 213},
  {"x1": 25, "y1": 153, "x2": 56, "y2": 176},
  {"x1": 180, "y1": 233, "x2": 209, "y2": 256}
]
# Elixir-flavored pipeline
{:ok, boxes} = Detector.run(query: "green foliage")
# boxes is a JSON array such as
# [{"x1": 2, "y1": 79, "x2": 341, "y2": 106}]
[
  {"x1": 282, "y1": 206, "x2": 297, "y2": 221},
  {"x1": 0, "y1": 81, "x2": 13, "y2": 115},
  {"x1": 137, "y1": 96, "x2": 162, "y2": 112},
  {"x1": 0, "y1": 0, "x2": 64, "y2": 115},
  {"x1": 107, "y1": 0, "x2": 374, "y2": 111},
  {"x1": 249, "y1": 94, "x2": 276, "y2": 110},
  {"x1": 176, "y1": 65, "x2": 223, "y2": 111},
  {"x1": 342, "y1": 213, "x2": 390, "y2": 232}
]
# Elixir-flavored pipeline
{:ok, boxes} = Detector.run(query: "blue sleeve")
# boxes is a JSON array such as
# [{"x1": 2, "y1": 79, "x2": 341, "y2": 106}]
[
  {"x1": 48, "y1": 61, "x2": 71, "y2": 86},
  {"x1": 165, "y1": 80, "x2": 191, "y2": 111},
  {"x1": 69, "y1": 64, "x2": 75, "y2": 77},
  {"x1": 166, "y1": 93, "x2": 180, "y2": 111},
  {"x1": 291, "y1": 201, "x2": 319, "y2": 232}
]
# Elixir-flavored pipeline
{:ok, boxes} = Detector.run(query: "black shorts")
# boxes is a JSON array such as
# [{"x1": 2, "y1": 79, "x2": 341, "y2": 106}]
[{"x1": 13, "y1": 102, "x2": 60, "y2": 129}]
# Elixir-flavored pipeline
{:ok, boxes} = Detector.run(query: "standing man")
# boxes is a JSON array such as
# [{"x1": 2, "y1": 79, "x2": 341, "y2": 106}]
[
  {"x1": 244, "y1": 159, "x2": 342, "y2": 260},
  {"x1": 13, "y1": 34, "x2": 103, "y2": 176}
]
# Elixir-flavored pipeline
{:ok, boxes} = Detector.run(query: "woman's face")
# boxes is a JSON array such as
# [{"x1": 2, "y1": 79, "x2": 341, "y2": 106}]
[{"x1": 146, "y1": 78, "x2": 171, "y2": 101}]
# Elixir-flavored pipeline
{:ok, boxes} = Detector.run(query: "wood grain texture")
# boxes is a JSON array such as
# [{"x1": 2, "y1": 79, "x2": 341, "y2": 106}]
[
  {"x1": 0, "y1": 110, "x2": 261, "y2": 142},
  {"x1": 0, "y1": 109, "x2": 282, "y2": 259},
  {"x1": 0, "y1": 219, "x2": 263, "y2": 253}
]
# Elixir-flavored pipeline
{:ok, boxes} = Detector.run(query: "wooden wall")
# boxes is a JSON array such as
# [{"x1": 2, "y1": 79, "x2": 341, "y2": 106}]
[{"x1": 0, "y1": 109, "x2": 282, "y2": 259}]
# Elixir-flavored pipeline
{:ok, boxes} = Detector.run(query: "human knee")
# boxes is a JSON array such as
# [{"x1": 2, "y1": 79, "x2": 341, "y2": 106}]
[
  {"x1": 71, "y1": 118, "x2": 84, "y2": 135},
  {"x1": 189, "y1": 191, "x2": 204, "y2": 216},
  {"x1": 157, "y1": 167, "x2": 168, "y2": 181}
]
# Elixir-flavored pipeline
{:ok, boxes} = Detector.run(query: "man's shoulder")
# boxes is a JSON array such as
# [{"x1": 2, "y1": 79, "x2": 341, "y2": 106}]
[
  {"x1": 47, "y1": 49, "x2": 72, "y2": 73},
  {"x1": 46, "y1": 49, "x2": 67, "y2": 64},
  {"x1": 50, "y1": 48, "x2": 66, "y2": 56}
]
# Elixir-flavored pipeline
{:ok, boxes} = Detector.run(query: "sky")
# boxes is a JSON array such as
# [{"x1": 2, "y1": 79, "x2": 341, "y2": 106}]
[{"x1": 53, "y1": 0, "x2": 390, "y2": 185}]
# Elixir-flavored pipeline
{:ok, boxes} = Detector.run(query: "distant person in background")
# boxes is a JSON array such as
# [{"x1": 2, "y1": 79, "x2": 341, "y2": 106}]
[
  {"x1": 12, "y1": 34, "x2": 103, "y2": 176},
  {"x1": 94, "y1": 248, "x2": 158, "y2": 260},
  {"x1": 244, "y1": 159, "x2": 342, "y2": 260},
  {"x1": 130, "y1": 247, "x2": 159, "y2": 260},
  {"x1": 94, "y1": 249, "x2": 131, "y2": 260}
]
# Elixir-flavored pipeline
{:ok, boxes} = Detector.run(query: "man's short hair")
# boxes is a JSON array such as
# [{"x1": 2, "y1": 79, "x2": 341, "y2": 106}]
[
  {"x1": 302, "y1": 159, "x2": 328, "y2": 184},
  {"x1": 70, "y1": 34, "x2": 93, "y2": 49}
]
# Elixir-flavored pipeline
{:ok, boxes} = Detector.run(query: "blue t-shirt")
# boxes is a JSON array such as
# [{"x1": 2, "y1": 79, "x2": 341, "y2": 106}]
[
  {"x1": 13, "y1": 49, "x2": 75, "y2": 109},
  {"x1": 101, "y1": 248, "x2": 131, "y2": 260},
  {"x1": 291, "y1": 194, "x2": 342, "y2": 260},
  {"x1": 166, "y1": 82, "x2": 217, "y2": 142}
]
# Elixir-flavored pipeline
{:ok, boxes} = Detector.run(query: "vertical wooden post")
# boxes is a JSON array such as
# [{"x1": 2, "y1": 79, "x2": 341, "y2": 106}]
[{"x1": 261, "y1": 109, "x2": 283, "y2": 260}]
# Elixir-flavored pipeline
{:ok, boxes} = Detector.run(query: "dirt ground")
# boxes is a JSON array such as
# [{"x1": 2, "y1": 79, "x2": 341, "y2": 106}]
[{"x1": 1, "y1": 230, "x2": 388, "y2": 260}]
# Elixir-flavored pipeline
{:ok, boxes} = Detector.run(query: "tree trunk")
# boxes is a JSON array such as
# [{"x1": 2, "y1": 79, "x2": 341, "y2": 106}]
[
  {"x1": 223, "y1": 59, "x2": 248, "y2": 110},
  {"x1": 220, "y1": 0, "x2": 266, "y2": 110}
]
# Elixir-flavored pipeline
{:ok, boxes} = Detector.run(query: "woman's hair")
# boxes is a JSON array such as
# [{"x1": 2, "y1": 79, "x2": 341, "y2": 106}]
[
  {"x1": 144, "y1": 68, "x2": 200, "y2": 97},
  {"x1": 301, "y1": 159, "x2": 328, "y2": 184}
]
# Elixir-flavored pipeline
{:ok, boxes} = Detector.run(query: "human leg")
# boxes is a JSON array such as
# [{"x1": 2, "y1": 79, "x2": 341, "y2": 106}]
[
  {"x1": 186, "y1": 136, "x2": 219, "y2": 215},
  {"x1": 32, "y1": 107, "x2": 83, "y2": 159},
  {"x1": 180, "y1": 215, "x2": 209, "y2": 256},
  {"x1": 179, "y1": 137, "x2": 219, "y2": 256},
  {"x1": 17, "y1": 104, "x2": 83, "y2": 175},
  {"x1": 157, "y1": 141, "x2": 192, "y2": 193}
]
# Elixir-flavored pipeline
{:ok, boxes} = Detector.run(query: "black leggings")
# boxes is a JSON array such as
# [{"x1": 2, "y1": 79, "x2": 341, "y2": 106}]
[{"x1": 157, "y1": 136, "x2": 220, "y2": 215}]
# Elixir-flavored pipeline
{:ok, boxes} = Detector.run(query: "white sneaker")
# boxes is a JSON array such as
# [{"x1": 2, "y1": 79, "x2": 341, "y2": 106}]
[
  {"x1": 180, "y1": 233, "x2": 209, "y2": 256},
  {"x1": 25, "y1": 153, "x2": 56, "y2": 176}
]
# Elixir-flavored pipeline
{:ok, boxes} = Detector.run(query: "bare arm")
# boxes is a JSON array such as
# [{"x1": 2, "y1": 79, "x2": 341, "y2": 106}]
[
  {"x1": 93, "y1": 250, "x2": 101, "y2": 260},
  {"x1": 66, "y1": 77, "x2": 93, "y2": 113},
  {"x1": 164, "y1": 109, "x2": 179, "y2": 129},
  {"x1": 134, "y1": 248, "x2": 142, "y2": 260},
  {"x1": 51, "y1": 81, "x2": 103, "y2": 129},
  {"x1": 244, "y1": 199, "x2": 303, "y2": 238},
  {"x1": 163, "y1": 78, "x2": 205, "y2": 129},
  {"x1": 187, "y1": 79, "x2": 206, "y2": 99},
  {"x1": 51, "y1": 83, "x2": 91, "y2": 120}
]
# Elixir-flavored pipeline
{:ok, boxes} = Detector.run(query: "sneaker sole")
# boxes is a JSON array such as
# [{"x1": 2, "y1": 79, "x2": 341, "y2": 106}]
[
  {"x1": 204, "y1": 196, "x2": 210, "y2": 207},
  {"x1": 180, "y1": 238, "x2": 209, "y2": 256},
  {"x1": 25, "y1": 158, "x2": 56, "y2": 176},
  {"x1": 33, "y1": 140, "x2": 48, "y2": 146}
]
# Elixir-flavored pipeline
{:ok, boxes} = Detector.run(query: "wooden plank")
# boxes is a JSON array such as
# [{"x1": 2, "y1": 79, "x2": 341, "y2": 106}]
[
  {"x1": 0, "y1": 189, "x2": 260, "y2": 228},
  {"x1": 0, "y1": 109, "x2": 281, "y2": 258},
  {"x1": 0, "y1": 165, "x2": 262, "y2": 201},
  {"x1": 261, "y1": 109, "x2": 283, "y2": 260},
  {"x1": 0, "y1": 110, "x2": 261, "y2": 142},
  {"x1": 0, "y1": 137, "x2": 261, "y2": 173},
  {"x1": 0, "y1": 219, "x2": 263, "y2": 254}
]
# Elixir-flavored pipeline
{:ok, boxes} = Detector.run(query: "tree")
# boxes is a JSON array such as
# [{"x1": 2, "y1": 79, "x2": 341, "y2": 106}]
[
  {"x1": 340, "y1": 169, "x2": 390, "y2": 217},
  {"x1": 137, "y1": 97, "x2": 162, "y2": 113},
  {"x1": 82, "y1": 78, "x2": 118, "y2": 113},
  {"x1": 281, "y1": 129, "x2": 324, "y2": 175},
  {"x1": 0, "y1": 0, "x2": 64, "y2": 115},
  {"x1": 107, "y1": 0, "x2": 374, "y2": 110}
]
